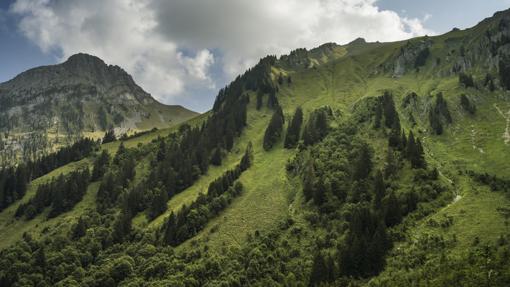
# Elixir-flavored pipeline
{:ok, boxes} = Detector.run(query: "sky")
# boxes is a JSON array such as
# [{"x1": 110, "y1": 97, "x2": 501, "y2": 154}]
[{"x1": 0, "y1": 0, "x2": 509, "y2": 112}]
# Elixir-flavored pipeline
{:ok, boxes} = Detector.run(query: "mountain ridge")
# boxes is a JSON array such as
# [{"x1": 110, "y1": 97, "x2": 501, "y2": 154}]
[
  {"x1": 0, "y1": 53, "x2": 198, "y2": 164},
  {"x1": 0, "y1": 8, "x2": 510, "y2": 287}
]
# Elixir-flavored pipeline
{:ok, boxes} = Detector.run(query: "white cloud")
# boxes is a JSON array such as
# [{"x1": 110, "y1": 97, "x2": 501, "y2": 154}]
[
  {"x1": 178, "y1": 49, "x2": 215, "y2": 83},
  {"x1": 10, "y1": 0, "x2": 434, "y2": 110}
]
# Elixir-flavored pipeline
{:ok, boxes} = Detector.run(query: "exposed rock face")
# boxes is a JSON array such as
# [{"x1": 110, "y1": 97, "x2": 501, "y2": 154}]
[
  {"x1": 390, "y1": 39, "x2": 432, "y2": 77},
  {"x1": 0, "y1": 53, "x2": 197, "y2": 163}
]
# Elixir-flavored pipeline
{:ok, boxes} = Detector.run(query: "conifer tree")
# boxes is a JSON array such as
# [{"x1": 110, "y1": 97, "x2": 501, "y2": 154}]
[
  {"x1": 149, "y1": 187, "x2": 168, "y2": 220},
  {"x1": 353, "y1": 144, "x2": 373, "y2": 180},
  {"x1": 284, "y1": 107, "x2": 304, "y2": 149},
  {"x1": 112, "y1": 210, "x2": 132, "y2": 242},
  {"x1": 384, "y1": 148, "x2": 398, "y2": 179},
  {"x1": 303, "y1": 159, "x2": 316, "y2": 201},
  {"x1": 210, "y1": 147, "x2": 222, "y2": 166},
  {"x1": 406, "y1": 130, "x2": 416, "y2": 159},
  {"x1": 411, "y1": 138, "x2": 427, "y2": 169},
  {"x1": 373, "y1": 170, "x2": 385, "y2": 209},
  {"x1": 263, "y1": 107, "x2": 285, "y2": 150},
  {"x1": 309, "y1": 252, "x2": 328, "y2": 286},
  {"x1": 92, "y1": 150, "x2": 110, "y2": 181},
  {"x1": 34, "y1": 247, "x2": 47, "y2": 275},
  {"x1": 374, "y1": 101, "x2": 382, "y2": 129},
  {"x1": 240, "y1": 142, "x2": 253, "y2": 171},
  {"x1": 399, "y1": 129, "x2": 407, "y2": 151},
  {"x1": 163, "y1": 212, "x2": 177, "y2": 245},
  {"x1": 384, "y1": 191, "x2": 402, "y2": 227},
  {"x1": 72, "y1": 216, "x2": 87, "y2": 239},
  {"x1": 256, "y1": 91, "x2": 264, "y2": 110},
  {"x1": 102, "y1": 129, "x2": 116, "y2": 144}
]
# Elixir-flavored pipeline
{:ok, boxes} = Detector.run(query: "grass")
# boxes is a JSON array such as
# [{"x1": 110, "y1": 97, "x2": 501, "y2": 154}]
[
  {"x1": 181, "y1": 107, "x2": 293, "y2": 250},
  {"x1": 1, "y1": 24, "x2": 510, "y2": 266}
]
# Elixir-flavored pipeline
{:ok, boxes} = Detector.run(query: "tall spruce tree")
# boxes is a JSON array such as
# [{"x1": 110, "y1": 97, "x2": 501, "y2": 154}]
[
  {"x1": 373, "y1": 170, "x2": 385, "y2": 210},
  {"x1": 353, "y1": 143, "x2": 373, "y2": 180},
  {"x1": 92, "y1": 150, "x2": 110, "y2": 181},
  {"x1": 263, "y1": 107, "x2": 285, "y2": 150},
  {"x1": 149, "y1": 187, "x2": 168, "y2": 220},
  {"x1": 284, "y1": 107, "x2": 304, "y2": 148}
]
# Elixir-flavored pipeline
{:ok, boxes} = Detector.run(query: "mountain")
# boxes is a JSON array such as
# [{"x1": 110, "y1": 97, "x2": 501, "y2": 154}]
[
  {"x1": 0, "y1": 53, "x2": 198, "y2": 163},
  {"x1": 1, "y1": 8, "x2": 510, "y2": 287}
]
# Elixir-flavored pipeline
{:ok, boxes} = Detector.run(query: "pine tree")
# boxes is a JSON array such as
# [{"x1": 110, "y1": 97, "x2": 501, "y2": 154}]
[
  {"x1": 384, "y1": 191, "x2": 402, "y2": 227},
  {"x1": 384, "y1": 148, "x2": 398, "y2": 179},
  {"x1": 263, "y1": 107, "x2": 285, "y2": 150},
  {"x1": 399, "y1": 129, "x2": 407, "y2": 151},
  {"x1": 284, "y1": 107, "x2": 303, "y2": 149},
  {"x1": 113, "y1": 142, "x2": 127, "y2": 165},
  {"x1": 353, "y1": 144, "x2": 373, "y2": 180},
  {"x1": 156, "y1": 140, "x2": 166, "y2": 161},
  {"x1": 112, "y1": 210, "x2": 132, "y2": 242},
  {"x1": 382, "y1": 92, "x2": 400, "y2": 129},
  {"x1": 367, "y1": 220, "x2": 389, "y2": 274},
  {"x1": 374, "y1": 101, "x2": 382, "y2": 129},
  {"x1": 240, "y1": 142, "x2": 253, "y2": 171},
  {"x1": 406, "y1": 131, "x2": 427, "y2": 169},
  {"x1": 267, "y1": 90, "x2": 279, "y2": 109},
  {"x1": 210, "y1": 147, "x2": 222, "y2": 166},
  {"x1": 278, "y1": 73, "x2": 284, "y2": 85},
  {"x1": 72, "y1": 216, "x2": 87, "y2": 239},
  {"x1": 412, "y1": 138, "x2": 427, "y2": 169},
  {"x1": 256, "y1": 91, "x2": 264, "y2": 110},
  {"x1": 92, "y1": 150, "x2": 110, "y2": 181},
  {"x1": 388, "y1": 121, "x2": 401, "y2": 148},
  {"x1": 302, "y1": 108, "x2": 330, "y2": 146},
  {"x1": 163, "y1": 212, "x2": 177, "y2": 245},
  {"x1": 313, "y1": 180, "x2": 326, "y2": 206},
  {"x1": 373, "y1": 170, "x2": 385, "y2": 210},
  {"x1": 34, "y1": 246, "x2": 47, "y2": 275},
  {"x1": 406, "y1": 130, "x2": 416, "y2": 160},
  {"x1": 102, "y1": 129, "x2": 116, "y2": 144},
  {"x1": 309, "y1": 252, "x2": 328, "y2": 286},
  {"x1": 303, "y1": 159, "x2": 316, "y2": 201},
  {"x1": 460, "y1": 94, "x2": 476, "y2": 115},
  {"x1": 149, "y1": 187, "x2": 168, "y2": 219}
]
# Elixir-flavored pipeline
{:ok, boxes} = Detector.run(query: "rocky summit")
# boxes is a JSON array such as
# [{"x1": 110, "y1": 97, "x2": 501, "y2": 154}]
[{"x1": 0, "y1": 53, "x2": 197, "y2": 163}]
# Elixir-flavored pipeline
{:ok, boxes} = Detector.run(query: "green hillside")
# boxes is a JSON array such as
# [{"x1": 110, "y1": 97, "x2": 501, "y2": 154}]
[{"x1": 1, "y1": 8, "x2": 510, "y2": 287}]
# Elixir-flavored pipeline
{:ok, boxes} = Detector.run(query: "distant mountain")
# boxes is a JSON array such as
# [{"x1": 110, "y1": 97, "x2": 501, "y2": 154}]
[{"x1": 0, "y1": 53, "x2": 198, "y2": 162}]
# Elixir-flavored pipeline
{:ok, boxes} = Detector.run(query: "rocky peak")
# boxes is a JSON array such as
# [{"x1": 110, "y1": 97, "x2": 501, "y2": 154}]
[
  {"x1": 0, "y1": 53, "x2": 151, "y2": 104},
  {"x1": 348, "y1": 37, "x2": 367, "y2": 46}
]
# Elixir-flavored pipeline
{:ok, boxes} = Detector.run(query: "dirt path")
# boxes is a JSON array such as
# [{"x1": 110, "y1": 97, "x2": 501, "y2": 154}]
[
  {"x1": 494, "y1": 104, "x2": 510, "y2": 145},
  {"x1": 470, "y1": 125, "x2": 485, "y2": 153}
]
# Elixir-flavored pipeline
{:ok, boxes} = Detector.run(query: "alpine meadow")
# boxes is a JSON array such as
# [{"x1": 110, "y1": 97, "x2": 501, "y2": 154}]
[{"x1": 1, "y1": 4, "x2": 510, "y2": 287}]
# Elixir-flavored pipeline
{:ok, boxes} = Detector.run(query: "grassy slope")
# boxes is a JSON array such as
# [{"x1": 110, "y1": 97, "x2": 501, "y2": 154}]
[
  {"x1": 0, "y1": 112, "x2": 208, "y2": 249},
  {"x1": 1, "y1": 17, "x2": 509, "y2": 274}
]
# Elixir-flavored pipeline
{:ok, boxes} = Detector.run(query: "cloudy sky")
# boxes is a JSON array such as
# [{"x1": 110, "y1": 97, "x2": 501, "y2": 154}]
[{"x1": 1, "y1": 0, "x2": 509, "y2": 112}]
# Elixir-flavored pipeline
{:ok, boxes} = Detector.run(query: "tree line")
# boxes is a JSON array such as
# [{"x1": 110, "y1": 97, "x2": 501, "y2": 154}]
[
  {"x1": 162, "y1": 143, "x2": 253, "y2": 246},
  {"x1": 0, "y1": 137, "x2": 97, "y2": 212},
  {"x1": 15, "y1": 168, "x2": 91, "y2": 219}
]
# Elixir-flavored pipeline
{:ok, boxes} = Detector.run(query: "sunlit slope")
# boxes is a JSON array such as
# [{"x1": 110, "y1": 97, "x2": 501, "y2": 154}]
[{"x1": 1, "y1": 10, "x2": 509, "y2": 268}]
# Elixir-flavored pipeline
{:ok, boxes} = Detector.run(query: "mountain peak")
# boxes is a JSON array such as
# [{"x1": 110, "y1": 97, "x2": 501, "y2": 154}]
[
  {"x1": 348, "y1": 37, "x2": 367, "y2": 45},
  {"x1": 65, "y1": 53, "x2": 106, "y2": 66}
]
